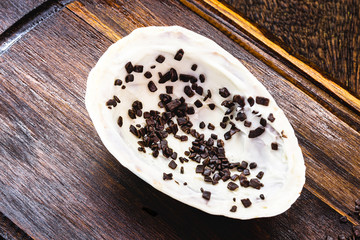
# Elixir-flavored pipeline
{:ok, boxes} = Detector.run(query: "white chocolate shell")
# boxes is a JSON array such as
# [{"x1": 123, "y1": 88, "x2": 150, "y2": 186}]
[{"x1": 85, "y1": 26, "x2": 305, "y2": 219}]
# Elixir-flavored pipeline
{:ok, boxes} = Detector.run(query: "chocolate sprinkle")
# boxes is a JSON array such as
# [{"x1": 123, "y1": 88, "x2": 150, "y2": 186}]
[
  {"x1": 180, "y1": 166, "x2": 184, "y2": 174},
  {"x1": 156, "y1": 55, "x2": 165, "y2": 63},
  {"x1": 125, "y1": 62, "x2": 133, "y2": 73},
  {"x1": 191, "y1": 64, "x2": 198, "y2": 71},
  {"x1": 125, "y1": 74, "x2": 134, "y2": 83},
  {"x1": 268, "y1": 113, "x2": 276, "y2": 122},
  {"x1": 202, "y1": 191, "x2": 211, "y2": 200},
  {"x1": 163, "y1": 173, "x2": 173, "y2": 180},
  {"x1": 194, "y1": 100, "x2": 203, "y2": 108},
  {"x1": 260, "y1": 194, "x2": 265, "y2": 200},
  {"x1": 168, "y1": 160, "x2": 177, "y2": 169},
  {"x1": 134, "y1": 65, "x2": 143, "y2": 73},
  {"x1": 151, "y1": 65, "x2": 156, "y2": 69},
  {"x1": 144, "y1": 71, "x2": 152, "y2": 79},
  {"x1": 147, "y1": 81, "x2": 157, "y2": 92},
  {"x1": 227, "y1": 182, "x2": 239, "y2": 191},
  {"x1": 247, "y1": 97, "x2": 254, "y2": 106},
  {"x1": 219, "y1": 87, "x2": 230, "y2": 98},
  {"x1": 271, "y1": 142, "x2": 278, "y2": 150},
  {"x1": 230, "y1": 206, "x2": 237, "y2": 212},
  {"x1": 117, "y1": 116, "x2": 123, "y2": 127},
  {"x1": 256, "y1": 96, "x2": 270, "y2": 106},
  {"x1": 241, "y1": 198, "x2": 252, "y2": 208},
  {"x1": 248, "y1": 127, "x2": 265, "y2": 138},
  {"x1": 106, "y1": 99, "x2": 117, "y2": 108},
  {"x1": 174, "y1": 49, "x2": 184, "y2": 61},
  {"x1": 114, "y1": 79, "x2": 122, "y2": 86},
  {"x1": 166, "y1": 86, "x2": 173, "y2": 94}
]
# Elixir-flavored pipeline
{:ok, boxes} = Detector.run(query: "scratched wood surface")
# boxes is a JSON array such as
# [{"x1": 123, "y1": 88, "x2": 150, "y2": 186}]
[
  {"x1": 0, "y1": 0, "x2": 359, "y2": 239},
  {"x1": 221, "y1": 0, "x2": 360, "y2": 98}
]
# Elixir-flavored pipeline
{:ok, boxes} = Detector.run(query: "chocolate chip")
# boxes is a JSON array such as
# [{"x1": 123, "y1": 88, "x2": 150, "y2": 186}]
[
  {"x1": 243, "y1": 121, "x2": 251, "y2": 127},
  {"x1": 114, "y1": 79, "x2": 122, "y2": 86},
  {"x1": 125, "y1": 62, "x2": 133, "y2": 73},
  {"x1": 113, "y1": 96, "x2": 121, "y2": 103},
  {"x1": 243, "y1": 169, "x2": 250, "y2": 176},
  {"x1": 240, "y1": 178, "x2": 249, "y2": 187},
  {"x1": 125, "y1": 74, "x2": 134, "y2": 83},
  {"x1": 156, "y1": 55, "x2": 165, "y2": 63},
  {"x1": 196, "y1": 165, "x2": 204, "y2": 174},
  {"x1": 235, "y1": 112, "x2": 247, "y2": 121},
  {"x1": 169, "y1": 68, "x2": 178, "y2": 82},
  {"x1": 203, "y1": 168, "x2": 211, "y2": 176},
  {"x1": 233, "y1": 95, "x2": 245, "y2": 108},
  {"x1": 230, "y1": 206, "x2": 237, "y2": 212},
  {"x1": 195, "y1": 86, "x2": 203, "y2": 95},
  {"x1": 271, "y1": 142, "x2": 278, "y2": 150},
  {"x1": 211, "y1": 134, "x2": 218, "y2": 140},
  {"x1": 233, "y1": 198, "x2": 236, "y2": 202},
  {"x1": 168, "y1": 160, "x2": 177, "y2": 169},
  {"x1": 260, "y1": 194, "x2": 265, "y2": 200},
  {"x1": 199, "y1": 74, "x2": 205, "y2": 83},
  {"x1": 174, "y1": 49, "x2": 184, "y2": 61},
  {"x1": 256, "y1": 171, "x2": 264, "y2": 179},
  {"x1": 106, "y1": 99, "x2": 117, "y2": 108},
  {"x1": 248, "y1": 127, "x2": 265, "y2": 138},
  {"x1": 144, "y1": 71, "x2": 152, "y2": 79},
  {"x1": 202, "y1": 190, "x2": 211, "y2": 200},
  {"x1": 268, "y1": 113, "x2": 275, "y2": 122},
  {"x1": 128, "y1": 109, "x2": 136, "y2": 119},
  {"x1": 129, "y1": 125, "x2": 139, "y2": 138},
  {"x1": 180, "y1": 135, "x2": 188, "y2": 141},
  {"x1": 121, "y1": 85, "x2": 126, "y2": 89},
  {"x1": 227, "y1": 182, "x2": 239, "y2": 191},
  {"x1": 117, "y1": 116, "x2": 123, "y2": 127},
  {"x1": 166, "y1": 99, "x2": 182, "y2": 111},
  {"x1": 180, "y1": 166, "x2": 184, "y2": 174},
  {"x1": 219, "y1": 87, "x2": 230, "y2": 98},
  {"x1": 184, "y1": 86, "x2": 195, "y2": 97},
  {"x1": 220, "y1": 122, "x2": 227, "y2": 129},
  {"x1": 171, "y1": 152, "x2": 177, "y2": 160},
  {"x1": 240, "y1": 161, "x2": 248, "y2": 169},
  {"x1": 194, "y1": 100, "x2": 203, "y2": 108},
  {"x1": 151, "y1": 65, "x2": 156, "y2": 69},
  {"x1": 166, "y1": 86, "x2": 173, "y2": 94},
  {"x1": 224, "y1": 131, "x2": 231, "y2": 140},
  {"x1": 208, "y1": 123, "x2": 215, "y2": 130},
  {"x1": 163, "y1": 173, "x2": 173, "y2": 180},
  {"x1": 247, "y1": 97, "x2": 254, "y2": 106},
  {"x1": 241, "y1": 198, "x2": 252, "y2": 208},
  {"x1": 217, "y1": 139, "x2": 224, "y2": 147},
  {"x1": 180, "y1": 74, "x2": 197, "y2": 83},
  {"x1": 249, "y1": 162, "x2": 257, "y2": 169},
  {"x1": 191, "y1": 64, "x2": 198, "y2": 71},
  {"x1": 249, "y1": 178, "x2": 263, "y2": 189},
  {"x1": 134, "y1": 65, "x2": 143, "y2": 73},
  {"x1": 207, "y1": 103, "x2": 215, "y2": 110},
  {"x1": 260, "y1": 118, "x2": 267, "y2": 127},
  {"x1": 159, "y1": 69, "x2": 172, "y2": 83},
  {"x1": 183, "y1": 182, "x2": 187, "y2": 185},
  {"x1": 199, "y1": 121, "x2": 205, "y2": 129},
  {"x1": 256, "y1": 96, "x2": 270, "y2": 106}
]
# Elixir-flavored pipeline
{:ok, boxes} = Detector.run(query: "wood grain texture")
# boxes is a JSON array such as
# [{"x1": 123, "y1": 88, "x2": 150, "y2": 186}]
[
  {"x1": 220, "y1": 0, "x2": 360, "y2": 98},
  {"x1": 0, "y1": 0, "x2": 46, "y2": 34},
  {"x1": 0, "y1": 0, "x2": 359, "y2": 239}
]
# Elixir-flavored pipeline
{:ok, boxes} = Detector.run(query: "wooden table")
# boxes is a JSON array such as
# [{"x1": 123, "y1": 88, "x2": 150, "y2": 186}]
[{"x1": 0, "y1": 0, "x2": 359, "y2": 239}]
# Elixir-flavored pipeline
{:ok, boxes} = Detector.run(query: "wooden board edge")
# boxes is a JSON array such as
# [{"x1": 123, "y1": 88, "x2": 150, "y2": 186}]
[{"x1": 180, "y1": 0, "x2": 360, "y2": 114}]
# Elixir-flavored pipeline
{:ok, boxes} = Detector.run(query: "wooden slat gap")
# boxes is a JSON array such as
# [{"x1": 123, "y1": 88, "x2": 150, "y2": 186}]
[
  {"x1": 0, "y1": 0, "x2": 74, "y2": 56},
  {"x1": 180, "y1": 0, "x2": 360, "y2": 119}
]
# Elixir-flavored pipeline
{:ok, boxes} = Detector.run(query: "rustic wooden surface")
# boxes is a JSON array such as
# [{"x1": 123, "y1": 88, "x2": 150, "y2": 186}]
[
  {"x1": 0, "y1": 0, "x2": 359, "y2": 239},
  {"x1": 220, "y1": 0, "x2": 360, "y2": 98}
]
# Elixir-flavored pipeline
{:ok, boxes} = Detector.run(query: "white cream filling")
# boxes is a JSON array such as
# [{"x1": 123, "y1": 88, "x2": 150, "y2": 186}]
[{"x1": 86, "y1": 26, "x2": 305, "y2": 219}]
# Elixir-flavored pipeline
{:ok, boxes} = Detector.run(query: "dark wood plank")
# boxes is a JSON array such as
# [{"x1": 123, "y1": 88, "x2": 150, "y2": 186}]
[
  {"x1": 220, "y1": 0, "x2": 360, "y2": 98},
  {"x1": 0, "y1": 0, "x2": 359, "y2": 239},
  {"x1": 0, "y1": 0, "x2": 47, "y2": 34},
  {"x1": 0, "y1": 212, "x2": 32, "y2": 240}
]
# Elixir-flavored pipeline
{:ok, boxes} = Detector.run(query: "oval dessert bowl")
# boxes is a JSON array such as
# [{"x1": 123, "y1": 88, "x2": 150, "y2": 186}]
[{"x1": 85, "y1": 26, "x2": 306, "y2": 219}]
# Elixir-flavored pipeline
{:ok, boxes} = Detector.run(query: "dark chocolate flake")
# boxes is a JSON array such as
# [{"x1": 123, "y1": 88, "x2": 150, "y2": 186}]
[
  {"x1": 244, "y1": 121, "x2": 252, "y2": 127},
  {"x1": 256, "y1": 171, "x2": 264, "y2": 179},
  {"x1": 199, "y1": 74, "x2": 205, "y2": 83},
  {"x1": 191, "y1": 64, "x2": 198, "y2": 71},
  {"x1": 114, "y1": 79, "x2": 122, "y2": 86},
  {"x1": 199, "y1": 121, "x2": 205, "y2": 129},
  {"x1": 227, "y1": 182, "x2": 239, "y2": 191},
  {"x1": 230, "y1": 206, "x2": 237, "y2": 212},
  {"x1": 106, "y1": 99, "x2": 117, "y2": 107},
  {"x1": 249, "y1": 178, "x2": 263, "y2": 189},
  {"x1": 208, "y1": 103, "x2": 215, "y2": 110},
  {"x1": 129, "y1": 125, "x2": 139, "y2": 138},
  {"x1": 184, "y1": 86, "x2": 195, "y2": 97},
  {"x1": 180, "y1": 74, "x2": 197, "y2": 83},
  {"x1": 219, "y1": 87, "x2": 230, "y2": 98},
  {"x1": 256, "y1": 96, "x2": 270, "y2": 106},
  {"x1": 180, "y1": 166, "x2": 184, "y2": 174},
  {"x1": 156, "y1": 55, "x2": 165, "y2": 63},
  {"x1": 260, "y1": 194, "x2": 265, "y2": 200},
  {"x1": 247, "y1": 97, "x2": 254, "y2": 106},
  {"x1": 196, "y1": 165, "x2": 204, "y2": 173},
  {"x1": 248, "y1": 127, "x2": 265, "y2": 138},
  {"x1": 271, "y1": 142, "x2": 278, "y2": 150},
  {"x1": 194, "y1": 100, "x2": 203, "y2": 108},
  {"x1": 166, "y1": 86, "x2": 173, "y2": 94},
  {"x1": 125, "y1": 62, "x2": 134, "y2": 73},
  {"x1": 241, "y1": 198, "x2": 252, "y2": 208},
  {"x1": 168, "y1": 160, "x2": 178, "y2": 170},
  {"x1": 195, "y1": 86, "x2": 203, "y2": 95},
  {"x1": 268, "y1": 113, "x2": 275, "y2": 122},
  {"x1": 207, "y1": 123, "x2": 215, "y2": 130},
  {"x1": 134, "y1": 65, "x2": 143, "y2": 73},
  {"x1": 235, "y1": 112, "x2": 247, "y2": 122},
  {"x1": 144, "y1": 71, "x2": 152, "y2": 79},
  {"x1": 125, "y1": 74, "x2": 134, "y2": 83},
  {"x1": 163, "y1": 173, "x2": 173, "y2": 180},
  {"x1": 174, "y1": 49, "x2": 184, "y2": 61},
  {"x1": 202, "y1": 191, "x2": 211, "y2": 200},
  {"x1": 117, "y1": 116, "x2": 123, "y2": 127},
  {"x1": 113, "y1": 96, "x2": 121, "y2": 103},
  {"x1": 260, "y1": 118, "x2": 267, "y2": 127},
  {"x1": 249, "y1": 162, "x2": 257, "y2": 169}
]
